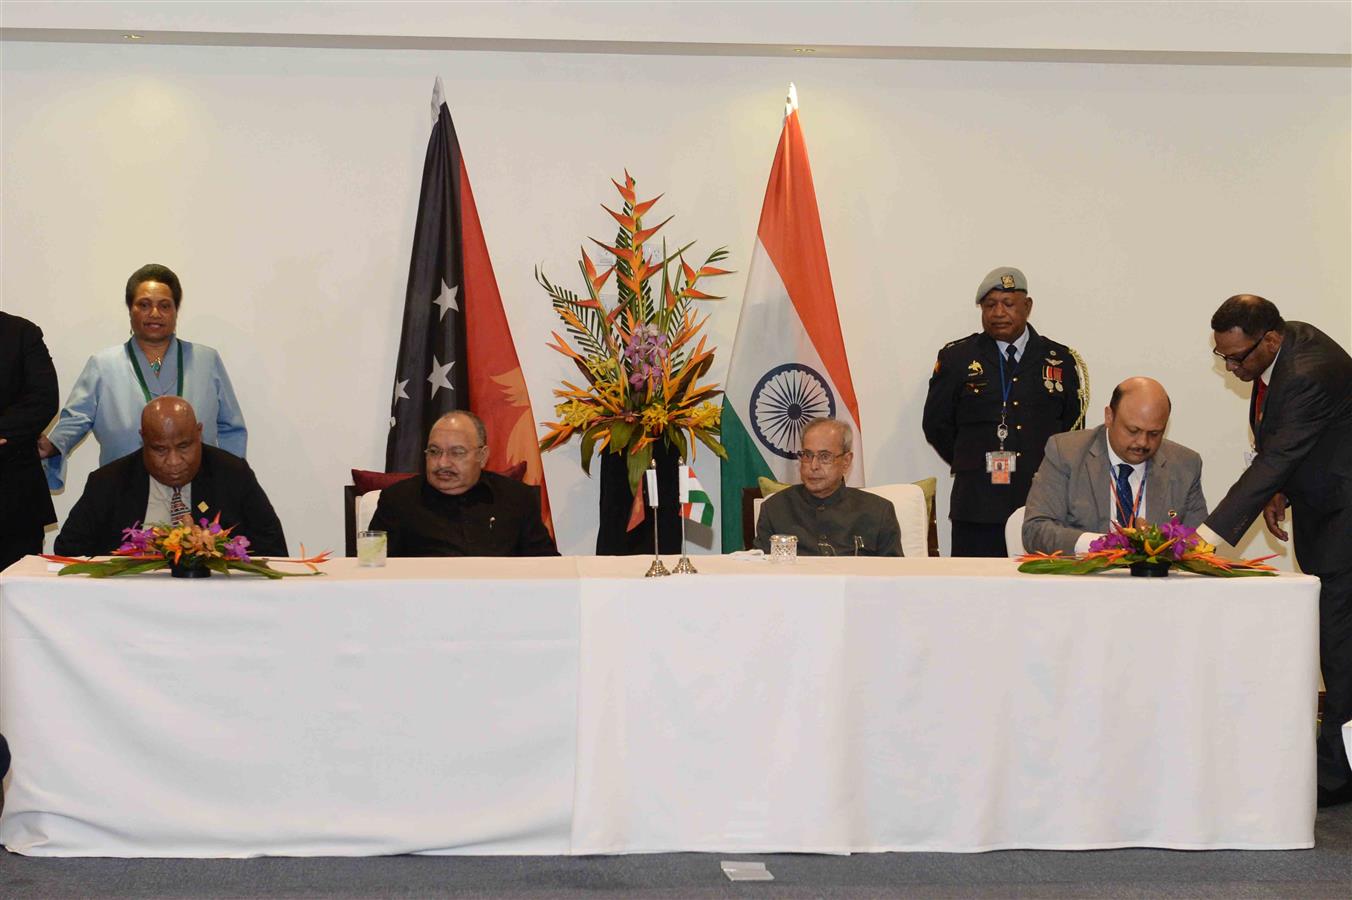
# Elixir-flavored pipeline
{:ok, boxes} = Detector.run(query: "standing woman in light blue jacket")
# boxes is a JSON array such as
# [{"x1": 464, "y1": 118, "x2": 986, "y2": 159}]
[{"x1": 39, "y1": 263, "x2": 247, "y2": 490}]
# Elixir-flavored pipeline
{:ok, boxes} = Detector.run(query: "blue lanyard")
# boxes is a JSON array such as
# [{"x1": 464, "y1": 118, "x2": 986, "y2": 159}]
[
  {"x1": 996, "y1": 346, "x2": 1014, "y2": 408},
  {"x1": 995, "y1": 347, "x2": 1015, "y2": 448}
]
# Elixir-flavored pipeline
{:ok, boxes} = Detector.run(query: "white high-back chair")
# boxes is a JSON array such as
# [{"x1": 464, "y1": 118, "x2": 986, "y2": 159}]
[
  {"x1": 863, "y1": 483, "x2": 928, "y2": 559},
  {"x1": 752, "y1": 483, "x2": 928, "y2": 557},
  {"x1": 356, "y1": 490, "x2": 382, "y2": 535},
  {"x1": 1005, "y1": 506, "x2": 1027, "y2": 557}
]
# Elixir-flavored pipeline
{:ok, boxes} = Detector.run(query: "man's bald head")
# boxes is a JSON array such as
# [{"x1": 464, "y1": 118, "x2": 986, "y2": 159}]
[
  {"x1": 141, "y1": 397, "x2": 198, "y2": 435},
  {"x1": 1104, "y1": 377, "x2": 1171, "y2": 465},
  {"x1": 140, "y1": 397, "x2": 203, "y2": 488},
  {"x1": 1109, "y1": 377, "x2": 1171, "y2": 417}
]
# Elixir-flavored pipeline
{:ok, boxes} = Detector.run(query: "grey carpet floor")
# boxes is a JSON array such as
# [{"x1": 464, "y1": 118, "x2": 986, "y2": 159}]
[{"x1": 2, "y1": 804, "x2": 1349, "y2": 900}]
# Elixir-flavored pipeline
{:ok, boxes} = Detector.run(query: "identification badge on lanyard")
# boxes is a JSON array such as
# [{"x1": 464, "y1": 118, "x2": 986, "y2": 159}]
[
  {"x1": 986, "y1": 450, "x2": 1016, "y2": 484},
  {"x1": 987, "y1": 349, "x2": 1017, "y2": 484}
]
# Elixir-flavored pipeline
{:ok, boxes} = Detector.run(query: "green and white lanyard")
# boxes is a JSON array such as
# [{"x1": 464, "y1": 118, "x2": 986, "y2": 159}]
[{"x1": 125, "y1": 338, "x2": 184, "y2": 403}]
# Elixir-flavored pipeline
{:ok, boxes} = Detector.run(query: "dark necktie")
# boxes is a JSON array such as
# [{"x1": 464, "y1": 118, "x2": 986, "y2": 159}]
[
  {"x1": 1113, "y1": 463, "x2": 1135, "y2": 526},
  {"x1": 1254, "y1": 379, "x2": 1268, "y2": 427},
  {"x1": 1005, "y1": 343, "x2": 1018, "y2": 369},
  {"x1": 170, "y1": 487, "x2": 189, "y2": 523}
]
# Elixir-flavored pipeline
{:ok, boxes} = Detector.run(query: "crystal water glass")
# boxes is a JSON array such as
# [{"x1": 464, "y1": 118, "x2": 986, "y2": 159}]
[{"x1": 770, "y1": 534, "x2": 798, "y2": 564}]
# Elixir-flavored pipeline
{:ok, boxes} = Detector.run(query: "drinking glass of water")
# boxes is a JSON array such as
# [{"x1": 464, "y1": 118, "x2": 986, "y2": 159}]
[{"x1": 357, "y1": 530, "x2": 387, "y2": 567}]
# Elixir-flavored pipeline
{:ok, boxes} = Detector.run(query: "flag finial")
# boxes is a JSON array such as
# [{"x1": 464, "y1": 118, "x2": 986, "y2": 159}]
[
  {"x1": 431, "y1": 77, "x2": 446, "y2": 125},
  {"x1": 785, "y1": 83, "x2": 799, "y2": 119}
]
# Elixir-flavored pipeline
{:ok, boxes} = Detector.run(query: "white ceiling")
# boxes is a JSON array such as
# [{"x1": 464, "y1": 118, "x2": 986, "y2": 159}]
[{"x1": 2, "y1": 1, "x2": 1348, "y2": 65}]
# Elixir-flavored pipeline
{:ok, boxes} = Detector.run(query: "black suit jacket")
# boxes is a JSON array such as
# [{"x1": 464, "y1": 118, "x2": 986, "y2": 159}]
[
  {"x1": 54, "y1": 445, "x2": 288, "y2": 557},
  {"x1": 1206, "y1": 321, "x2": 1352, "y2": 576},
  {"x1": 368, "y1": 471, "x2": 558, "y2": 557},
  {"x1": 0, "y1": 312, "x2": 59, "y2": 537}
]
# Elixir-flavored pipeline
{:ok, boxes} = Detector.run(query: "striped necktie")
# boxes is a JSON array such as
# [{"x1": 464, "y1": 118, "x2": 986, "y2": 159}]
[{"x1": 170, "y1": 487, "x2": 189, "y2": 523}]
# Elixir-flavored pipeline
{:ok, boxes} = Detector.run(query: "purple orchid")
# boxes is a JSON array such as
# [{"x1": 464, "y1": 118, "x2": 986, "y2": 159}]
[
  {"x1": 1089, "y1": 532, "x2": 1131, "y2": 553},
  {"x1": 221, "y1": 535, "x2": 252, "y2": 562},
  {"x1": 1158, "y1": 518, "x2": 1199, "y2": 559},
  {"x1": 198, "y1": 517, "x2": 224, "y2": 535},
  {"x1": 117, "y1": 522, "x2": 156, "y2": 555},
  {"x1": 623, "y1": 324, "x2": 669, "y2": 388}
]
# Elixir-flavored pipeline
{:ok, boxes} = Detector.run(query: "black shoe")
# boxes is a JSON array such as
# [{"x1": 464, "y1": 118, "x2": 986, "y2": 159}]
[{"x1": 1317, "y1": 783, "x2": 1352, "y2": 808}]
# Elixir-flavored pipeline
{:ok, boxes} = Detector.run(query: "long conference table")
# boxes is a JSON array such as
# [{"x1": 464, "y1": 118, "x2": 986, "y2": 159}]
[{"x1": 0, "y1": 554, "x2": 1322, "y2": 857}]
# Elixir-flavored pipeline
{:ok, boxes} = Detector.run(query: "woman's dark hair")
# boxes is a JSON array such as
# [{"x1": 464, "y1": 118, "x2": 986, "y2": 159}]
[
  {"x1": 125, "y1": 264, "x2": 183, "y2": 309},
  {"x1": 1210, "y1": 294, "x2": 1283, "y2": 338}
]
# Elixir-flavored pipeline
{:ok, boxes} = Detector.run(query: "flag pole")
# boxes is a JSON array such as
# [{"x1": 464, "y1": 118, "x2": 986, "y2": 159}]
[
  {"x1": 673, "y1": 459, "x2": 697, "y2": 574},
  {"x1": 644, "y1": 462, "x2": 670, "y2": 578}
]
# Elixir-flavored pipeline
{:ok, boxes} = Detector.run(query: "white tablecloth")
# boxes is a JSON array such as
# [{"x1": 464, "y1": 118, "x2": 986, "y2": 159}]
[
  {"x1": 0, "y1": 556, "x2": 582, "y2": 857},
  {"x1": 0, "y1": 555, "x2": 1321, "y2": 856}
]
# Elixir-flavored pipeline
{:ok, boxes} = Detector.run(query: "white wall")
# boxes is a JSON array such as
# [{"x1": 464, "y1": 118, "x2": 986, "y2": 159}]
[{"x1": 2, "y1": 39, "x2": 1348, "y2": 564}]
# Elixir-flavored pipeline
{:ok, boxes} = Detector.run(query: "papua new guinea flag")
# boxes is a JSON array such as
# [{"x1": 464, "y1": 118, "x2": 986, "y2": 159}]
[{"x1": 386, "y1": 78, "x2": 553, "y2": 531}]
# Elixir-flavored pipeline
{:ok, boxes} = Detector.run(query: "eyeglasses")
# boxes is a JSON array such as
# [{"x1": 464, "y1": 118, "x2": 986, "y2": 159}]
[
  {"x1": 1212, "y1": 335, "x2": 1265, "y2": 367},
  {"x1": 424, "y1": 446, "x2": 483, "y2": 461},
  {"x1": 797, "y1": 450, "x2": 846, "y2": 465}
]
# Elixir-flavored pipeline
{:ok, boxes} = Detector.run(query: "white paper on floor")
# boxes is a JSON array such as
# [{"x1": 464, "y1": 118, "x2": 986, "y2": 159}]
[{"x1": 721, "y1": 861, "x2": 774, "y2": 881}]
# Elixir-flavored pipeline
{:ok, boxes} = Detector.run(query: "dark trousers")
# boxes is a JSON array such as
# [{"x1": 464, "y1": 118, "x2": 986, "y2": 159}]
[
  {"x1": 951, "y1": 520, "x2": 1007, "y2": 558},
  {"x1": 0, "y1": 527, "x2": 43, "y2": 573},
  {"x1": 1318, "y1": 566, "x2": 1352, "y2": 792}
]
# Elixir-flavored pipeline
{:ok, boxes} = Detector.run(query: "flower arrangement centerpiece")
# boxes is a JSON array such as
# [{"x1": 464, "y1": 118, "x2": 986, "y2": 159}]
[
  {"x1": 536, "y1": 171, "x2": 732, "y2": 493},
  {"x1": 1017, "y1": 518, "x2": 1277, "y2": 577},
  {"x1": 44, "y1": 515, "x2": 329, "y2": 579}
]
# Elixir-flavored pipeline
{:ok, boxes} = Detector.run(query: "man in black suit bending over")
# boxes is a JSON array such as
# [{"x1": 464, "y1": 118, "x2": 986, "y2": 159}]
[
  {"x1": 1201, "y1": 295, "x2": 1352, "y2": 808},
  {"x1": 55, "y1": 397, "x2": 286, "y2": 557},
  {"x1": 369, "y1": 410, "x2": 557, "y2": 557}
]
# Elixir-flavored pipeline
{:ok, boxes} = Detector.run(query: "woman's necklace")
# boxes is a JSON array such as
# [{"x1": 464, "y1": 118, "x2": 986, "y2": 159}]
[{"x1": 137, "y1": 338, "x2": 170, "y2": 376}]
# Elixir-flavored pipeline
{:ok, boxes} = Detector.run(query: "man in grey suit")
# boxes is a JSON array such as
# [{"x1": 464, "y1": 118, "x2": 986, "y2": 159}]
[{"x1": 1023, "y1": 377, "x2": 1207, "y2": 555}]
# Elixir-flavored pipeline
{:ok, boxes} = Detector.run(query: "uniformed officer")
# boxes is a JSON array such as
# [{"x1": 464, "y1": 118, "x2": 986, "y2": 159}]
[{"x1": 923, "y1": 267, "x2": 1088, "y2": 557}]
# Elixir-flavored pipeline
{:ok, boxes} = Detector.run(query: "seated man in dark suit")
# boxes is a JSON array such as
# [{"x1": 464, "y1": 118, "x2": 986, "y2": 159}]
[
  {"x1": 368, "y1": 410, "x2": 557, "y2": 557},
  {"x1": 55, "y1": 397, "x2": 286, "y2": 557},
  {"x1": 1022, "y1": 376, "x2": 1207, "y2": 555}
]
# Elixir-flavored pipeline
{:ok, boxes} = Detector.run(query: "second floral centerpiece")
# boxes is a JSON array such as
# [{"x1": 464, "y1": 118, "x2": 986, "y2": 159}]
[
  {"x1": 1017, "y1": 518, "x2": 1278, "y2": 578},
  {"x1": 537, "y1": 171, "x2": 732, "y2": 494}
]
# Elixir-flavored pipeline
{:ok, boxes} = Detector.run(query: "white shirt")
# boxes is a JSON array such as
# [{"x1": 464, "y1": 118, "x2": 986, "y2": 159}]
[
  {"x1": 1073, "y1": 444, "x2": 1147, "y2": 555},
  {"x1": 995, "y1": 328, "x2": 1031, "y2": 365},
  {"x1": 1260, "y1": 348, "x2": 1280, "y2": 387},
  {"x1": 146, "y1": 477, "x2": 192, "y2": 526}
]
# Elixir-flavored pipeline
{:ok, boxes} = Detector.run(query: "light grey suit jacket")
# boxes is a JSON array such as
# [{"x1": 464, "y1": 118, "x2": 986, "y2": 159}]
[{"x1": 1022, "y1": 425, "x2": 1208, "y2": 555}]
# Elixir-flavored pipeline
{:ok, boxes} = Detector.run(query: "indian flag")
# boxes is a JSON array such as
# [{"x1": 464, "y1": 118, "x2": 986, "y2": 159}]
[
  {"x1": 679, "y1": 465, "x2": 714, "y2": 527},
  {"x1": 719, "y1": 84, "x2": 864, "y2": 550}
]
